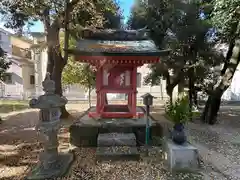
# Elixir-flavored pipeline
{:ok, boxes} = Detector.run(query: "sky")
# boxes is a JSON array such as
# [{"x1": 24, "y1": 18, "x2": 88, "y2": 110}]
[{"x1": 0, "y1": 0, "x2": 135, "y2": 33}]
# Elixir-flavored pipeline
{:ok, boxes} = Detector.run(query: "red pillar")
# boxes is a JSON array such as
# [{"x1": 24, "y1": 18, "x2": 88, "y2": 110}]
[
  {"x1": 131, "y1": 66, "x2": 137, "y2": 116},
  {"x1": 128, "y1": 93, "x2": 132, "y2": 113},
  {"x1": 96, "y1": 67, "x2": 103, "y2": 114}
]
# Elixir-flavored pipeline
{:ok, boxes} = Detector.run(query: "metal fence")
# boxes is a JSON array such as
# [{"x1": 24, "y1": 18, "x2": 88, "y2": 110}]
[{"x1": 1, "y1": 82, "x2": 240, "y2": 105}]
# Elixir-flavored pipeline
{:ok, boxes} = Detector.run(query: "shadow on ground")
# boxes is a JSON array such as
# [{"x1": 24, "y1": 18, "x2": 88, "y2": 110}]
[{"x1": 0, "y1": 106, "x2": 86, "y2": 180}]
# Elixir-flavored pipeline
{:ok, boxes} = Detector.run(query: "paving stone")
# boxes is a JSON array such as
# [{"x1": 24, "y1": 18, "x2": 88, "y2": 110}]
[
  {"x1": 98, "y1": 133, "x2": 136, "y2": 147},
  {"x1": 96, "y1": 146, "x2": 140, "y2": 161},
  {"x1": 231, "y1": 135, "x2": 240, "y2": 145}
]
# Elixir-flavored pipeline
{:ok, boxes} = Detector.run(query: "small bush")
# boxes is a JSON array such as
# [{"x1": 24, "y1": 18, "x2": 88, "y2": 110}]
[{"x1": 165, "y1": 96, "x2": 191, "y2": 124}]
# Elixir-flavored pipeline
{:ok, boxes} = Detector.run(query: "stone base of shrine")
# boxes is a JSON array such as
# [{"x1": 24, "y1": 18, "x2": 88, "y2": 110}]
[{"x1": 69, "y1": 107, "x2": 163, "y2": 147}]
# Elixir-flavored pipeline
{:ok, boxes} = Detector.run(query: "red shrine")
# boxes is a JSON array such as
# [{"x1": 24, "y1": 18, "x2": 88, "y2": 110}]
[{"x1": 68, "y1": 29, "x2": 169, "y2": 119}]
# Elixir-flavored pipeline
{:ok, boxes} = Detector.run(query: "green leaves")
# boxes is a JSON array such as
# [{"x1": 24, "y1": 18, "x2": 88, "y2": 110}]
[
  {"x1": 0, "y1": 0, "x2": 122, "y2": 33},
  {"x1": 62, "y1": 60, "x2": 96, "y2": 90},
  {"x1": 211, "y1": 0, "x2": 240, "y2": 41},
  {"x1": 61, "y1": 35, "x2": 96, "y2": 90},
  {"x1": 0, "y1": 47, "x2": 11, "y2": 81},
  {"x1": 129, "y1": 0, "x2": 224, "y2": 95},
  {"x1": 165, "y1": 95, "x2": 191, "y2": 124}
]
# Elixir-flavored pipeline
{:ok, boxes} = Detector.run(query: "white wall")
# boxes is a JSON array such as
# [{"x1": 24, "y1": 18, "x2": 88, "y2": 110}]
[
  {"x1": 0, "y1": 29, "x2": 24, "y2": 98},
  {"x1": 222, "y1": 68, "x2": 240, "y2": 101},
  {"x1": 137, "y1": 64, "x2": 169, "y2": 100},
  {"x1": 0, "y1": 28, "x2": 37, "y2": 99},
  {"x1": 22, "y1": 64, "x2": 35, "y2": 90},
  {"x1": 32, "y1": 35, "x2": 48, "y2": 96},
  {"x1": 2, "y1": 60, "x2": 24, "y2": 97}
]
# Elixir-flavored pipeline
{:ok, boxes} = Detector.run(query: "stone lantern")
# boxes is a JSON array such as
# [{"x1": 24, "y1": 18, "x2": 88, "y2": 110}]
[
  {"x1": 141, "y1": 93, "x2": 155, "y2": 154},
  {"x1": 26, "y1": 73, "x2": 73, "y2": 180},
  {"x1": 142, "y1": 93, "x2": 155, "y2": 106}
]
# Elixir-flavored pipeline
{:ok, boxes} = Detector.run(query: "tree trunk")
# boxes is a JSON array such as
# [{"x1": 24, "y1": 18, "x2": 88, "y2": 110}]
[
  {"x1": 201, "y1": 95, "x2": 221, "y2": 124},
  {"x1": 51, "y1": 53, "x2": 69, "y2": 118},
  {"x1": 160, "y1": 77, "x2": 164, "y2": 100},
  {"x1": 166, "y1": 73, "x2": 181, "y2": 104},
  {"x1": 166, "y1": 85, "x2": 173, "y2": 104},
  {"x1": 193, "y1": 89, "x2": 198, "y2": 107},
  {"x1": 43, "y1": 0, "x2": 76, "y2": 119},
  {"x1": 202, "y1": 39, "x2": 240, "y2": 124},
  {"x1": 46, "y1": 26, "x2": 69, "y2": 118}
]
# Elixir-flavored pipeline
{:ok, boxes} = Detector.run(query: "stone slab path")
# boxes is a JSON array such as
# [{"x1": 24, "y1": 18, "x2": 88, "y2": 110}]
[
  {"x1": 185, "y1": 108, "x2": 240, "y2": 180},
  {"x1": 151, "y1": 106, "x2": 240, "y2": 179}
]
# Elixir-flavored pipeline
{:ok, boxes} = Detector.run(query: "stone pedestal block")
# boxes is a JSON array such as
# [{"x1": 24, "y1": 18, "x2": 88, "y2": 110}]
[
  {"x1": 164, "y1": 141, "x2": 199, "y2": 172},
  {"x1": 26, "y1": 153, "x2": 73, "y2": 180},
  {"x1": 96, "y1": 146, "x2": 140, "y2": 161},
  {"x1": 98, "y1": 133, "x2": 136, "y2": 147}
]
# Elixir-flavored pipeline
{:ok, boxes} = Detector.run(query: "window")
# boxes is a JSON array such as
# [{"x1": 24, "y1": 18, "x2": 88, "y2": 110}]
[
  {"x1": 137, "y1": 73, "x2": 142, "y2": 87},
  {"x1": 3, "y1": 73, "x2": 12, "y2": 84},
  {"x1": 30, "y1": 75, "x2": 35, "y2": 85}
]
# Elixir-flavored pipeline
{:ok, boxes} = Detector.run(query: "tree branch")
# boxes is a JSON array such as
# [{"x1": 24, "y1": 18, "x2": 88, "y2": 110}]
[{"x1": 63, "y1": 0, "x2": 71, "y2": 64}]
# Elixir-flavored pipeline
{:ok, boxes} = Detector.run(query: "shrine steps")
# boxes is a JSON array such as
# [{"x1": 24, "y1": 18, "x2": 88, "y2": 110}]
[
  {"x1": 96, "y1": 133, "x2": 140, "y2": 161},
  {"x1": 97, "y1": 133, "x2": 137, "y2": 146},
  {"x1": 96, "y1": 146, "x2": 140, "y2": 161}
]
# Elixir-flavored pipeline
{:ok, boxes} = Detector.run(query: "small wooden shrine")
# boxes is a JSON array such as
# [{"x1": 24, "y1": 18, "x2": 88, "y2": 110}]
[{"x1": 68, "y1": 29, "x2": 169, "y2": 118}]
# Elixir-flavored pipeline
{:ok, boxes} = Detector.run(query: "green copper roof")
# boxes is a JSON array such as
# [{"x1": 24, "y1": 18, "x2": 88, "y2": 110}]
[
  {"x1": 76, "y1": 39, "x2": 161, "y2": 53},
  {"x1": 67, "y1": 28, "x2": 171, "y2": 56}
]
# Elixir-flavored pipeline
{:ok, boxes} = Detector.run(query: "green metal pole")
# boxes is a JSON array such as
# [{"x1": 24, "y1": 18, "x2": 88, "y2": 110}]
[{"x1": 145, "y1": 105, "x2": 150, "y2": 145}]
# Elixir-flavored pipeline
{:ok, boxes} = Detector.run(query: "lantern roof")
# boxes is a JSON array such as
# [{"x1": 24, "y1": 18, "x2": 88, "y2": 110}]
[{"x1": 67, "y1": 28, "x2": 170, "y2": 56}]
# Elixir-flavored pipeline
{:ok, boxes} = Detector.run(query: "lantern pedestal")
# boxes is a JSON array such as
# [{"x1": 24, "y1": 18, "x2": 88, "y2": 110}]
[
  {"x1": 26, "y1": 73, "x2": 73, "y2": 180},
  {"x1": 26, "y1": 153, "x2": 73, "y2": 180}
]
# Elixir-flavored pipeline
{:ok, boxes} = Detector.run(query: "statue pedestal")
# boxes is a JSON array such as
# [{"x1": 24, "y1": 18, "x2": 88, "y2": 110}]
[
  {"x1": 163, "y1": 140, "x2": 200, "y2": 172},
  {"x1": 26, "y1": 153, "x2": 73, "y2": 180}
]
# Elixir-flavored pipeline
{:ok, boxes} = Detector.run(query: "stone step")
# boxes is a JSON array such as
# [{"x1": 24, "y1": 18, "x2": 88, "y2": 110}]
[
  {"x1": 97, "y1": 133, "x2": 136, "y2": 147},
  {"x1": 96, "y1": 146, "x2": 140, "y2": 161}
]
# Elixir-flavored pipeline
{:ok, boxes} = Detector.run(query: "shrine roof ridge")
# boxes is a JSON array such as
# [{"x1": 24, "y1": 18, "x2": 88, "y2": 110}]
[
  {"x1": 67, "y1": 49, "x2": 171, "y2": 57},
  {"x1": 74, "y1": 40, "x2": 166, "y2": 53},
  {"x1": 81, "y1": 28, "x2": 150, "y2": 41}
]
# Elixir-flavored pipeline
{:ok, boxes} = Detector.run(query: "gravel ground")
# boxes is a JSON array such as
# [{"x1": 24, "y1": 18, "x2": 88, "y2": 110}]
[{"x1": 0, "y1": 104, "x2": 239, "y2": 180}]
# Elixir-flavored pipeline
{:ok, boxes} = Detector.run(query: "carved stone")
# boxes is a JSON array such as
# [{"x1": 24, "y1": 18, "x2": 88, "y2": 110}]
[{"x1": 26, "y1": 73, "x2": 73, "y2": 180}]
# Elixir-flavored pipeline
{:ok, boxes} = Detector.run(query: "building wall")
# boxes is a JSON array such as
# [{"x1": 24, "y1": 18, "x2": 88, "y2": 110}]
[
  {"x1": 41, "y1": 48, "x2": 47, "y2": 81},
  {"x1": 22, "y1": 64, "x2": 35, "y2": 90},
  {"x1": 1, "y1": 60, "x2": 24, "y2": 98},
  {"x1": 0, "y1": 29, "x2": 23, "y2": 98},
  {"x1": 137, "y1": 64, "x2": 170, "y2": 101},
  {"x1": 31, "y1": 34, "x2": 48, "y2": 96},
  {"x1": 222, "y1": 65, "x2": 240, "y2": 101},
  {"x1": 10, "y1": 36, "x2": 32, "y2": 49},
  {"x1": 0, "y1": 29, "x2": 36, "y2": 99}
]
